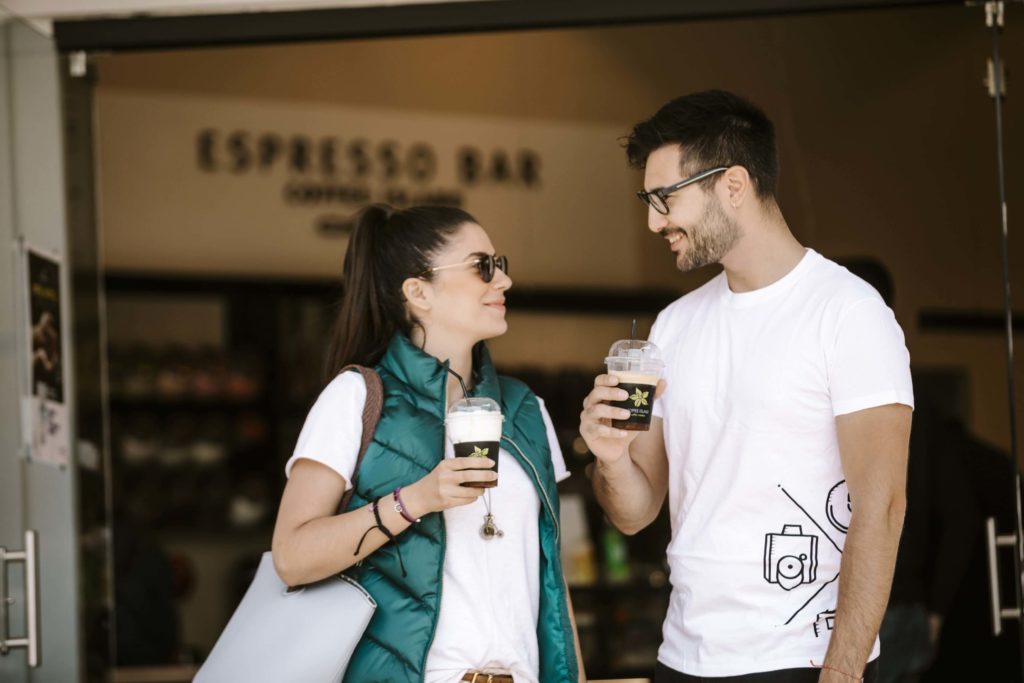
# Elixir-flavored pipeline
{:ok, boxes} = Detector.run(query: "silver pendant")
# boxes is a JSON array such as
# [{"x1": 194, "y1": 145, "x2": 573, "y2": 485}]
[{"x1": 480, "y1": 514, "x2": 504, "y2": 540}]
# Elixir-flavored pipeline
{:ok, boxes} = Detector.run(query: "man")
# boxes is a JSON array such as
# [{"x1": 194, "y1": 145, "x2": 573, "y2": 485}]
[{"x1": 579, "y1": 90, "x2": 913, "y2": 682}]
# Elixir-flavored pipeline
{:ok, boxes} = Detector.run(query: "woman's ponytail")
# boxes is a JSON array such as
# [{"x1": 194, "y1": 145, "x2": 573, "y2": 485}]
[
  {"x1": 325, "y1": 203, "x2": 475, "y2": 378},
  {"x1": 326, "y1": 204, "x2": 393, "y2": 375}
]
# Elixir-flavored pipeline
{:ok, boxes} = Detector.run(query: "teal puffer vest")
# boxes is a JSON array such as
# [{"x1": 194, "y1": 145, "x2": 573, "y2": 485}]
[{"x1": 342, "y1": 334, "x2": 578, "y2": 683}]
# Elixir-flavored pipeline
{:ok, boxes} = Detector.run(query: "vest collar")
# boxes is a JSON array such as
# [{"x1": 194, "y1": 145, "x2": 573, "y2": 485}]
[
  {"x1": 378, "y1": 334, "x2": 502, "y2": 418},
  {"x1": 469, "y1": 342, "x2": 501, "y2": 403}
]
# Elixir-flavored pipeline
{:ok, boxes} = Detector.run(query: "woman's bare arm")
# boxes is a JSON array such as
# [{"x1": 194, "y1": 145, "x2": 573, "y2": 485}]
[{"x1": 271, "y1": 456, "x2": 494, "y2": 586}]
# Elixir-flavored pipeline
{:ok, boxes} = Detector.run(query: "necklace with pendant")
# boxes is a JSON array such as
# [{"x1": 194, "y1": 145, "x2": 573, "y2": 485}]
[{"x1": 480, "y1": 490, "x2": 503, "y2": 540}]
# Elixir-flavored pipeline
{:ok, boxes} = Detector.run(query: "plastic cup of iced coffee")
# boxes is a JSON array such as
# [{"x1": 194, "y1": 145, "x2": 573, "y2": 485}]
[
  {"x1": 447, "y1": 397, "x2": 504, "y2": 488},
  {"x1": 605, "y1": 339, "x2": 664, "y2": 431}
]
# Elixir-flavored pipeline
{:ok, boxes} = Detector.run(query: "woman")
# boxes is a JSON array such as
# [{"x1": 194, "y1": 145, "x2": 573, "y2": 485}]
[{"x1": 272, "y1": 204, "x2": 585, "y2": 683}]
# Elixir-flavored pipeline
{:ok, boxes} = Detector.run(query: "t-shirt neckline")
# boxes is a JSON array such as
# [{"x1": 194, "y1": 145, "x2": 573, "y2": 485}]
[{"x1": 720, "y1": 248, "x2": 819, "y2": 309}]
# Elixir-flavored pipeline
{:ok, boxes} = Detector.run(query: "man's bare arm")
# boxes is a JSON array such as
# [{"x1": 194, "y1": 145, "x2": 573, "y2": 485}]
[
  {"x1": 581, "y1": 374, "x2": 669, "y2": 535},
  {"x1": 820, "y1": 403, "x2": 911, "y2": 682}
]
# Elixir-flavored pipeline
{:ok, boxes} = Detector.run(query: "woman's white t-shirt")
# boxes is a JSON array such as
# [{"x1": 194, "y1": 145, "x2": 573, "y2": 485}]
[{"x1": 285, "y1": 372, "x2": 570, "y2": 683}]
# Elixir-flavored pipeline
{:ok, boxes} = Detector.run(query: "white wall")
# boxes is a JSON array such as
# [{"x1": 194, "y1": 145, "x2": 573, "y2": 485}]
[{"x1": 0, "y1": 16, "x2": 82, "y2": 683}]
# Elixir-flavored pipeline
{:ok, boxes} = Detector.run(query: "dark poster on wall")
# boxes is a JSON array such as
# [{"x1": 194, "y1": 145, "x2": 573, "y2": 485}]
[
  {"x1": 21, "y1": 244, "x2": 69, "y2": 467},
  {"x1": 28, "y1": 249, "x2": 63, "y2": 402}
]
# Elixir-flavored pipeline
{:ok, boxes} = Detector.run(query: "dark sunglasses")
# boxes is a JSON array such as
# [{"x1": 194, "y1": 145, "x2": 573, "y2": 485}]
[
  {"x1": 420, "y1": 253, "x2": 509, "y2": 284},
  {"x1": 636, "y1": 166, "x2": 729, "y2": 215}
]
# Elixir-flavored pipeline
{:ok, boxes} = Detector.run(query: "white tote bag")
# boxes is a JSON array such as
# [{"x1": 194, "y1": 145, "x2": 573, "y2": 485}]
[
  {"x1": 193, "y1": 552, "x2": 376, "y2": 683},
  {"x1": 195, "y1": 366, "x2": 383, "y2": 683}
]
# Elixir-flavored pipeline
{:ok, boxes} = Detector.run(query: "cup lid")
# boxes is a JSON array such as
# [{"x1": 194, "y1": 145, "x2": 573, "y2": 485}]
[
  {"x1": 447, "y1": 396, "x2": 502, "y2": 416},
  {"x1": 604, "y1": 339, "x2": 664, "y2": 366}
]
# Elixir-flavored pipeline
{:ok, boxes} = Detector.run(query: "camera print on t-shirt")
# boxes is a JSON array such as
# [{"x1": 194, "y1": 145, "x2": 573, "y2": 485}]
[{"x1": 762, "y1": 480, "x2": 850, "y2": 639}]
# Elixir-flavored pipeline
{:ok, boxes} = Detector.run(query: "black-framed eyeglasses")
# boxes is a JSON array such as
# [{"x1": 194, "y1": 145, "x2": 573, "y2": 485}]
[
  {"x1": 636, "y1": 166, "x2": 729, "y2": 215},
  {"x1": 420, "y1": 253, "x2": 509, "y2": 283}
]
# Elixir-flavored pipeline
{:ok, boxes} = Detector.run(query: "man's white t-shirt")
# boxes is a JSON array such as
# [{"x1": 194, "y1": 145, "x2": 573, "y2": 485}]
[
  {"x1": 649, "y1": 249, "x2": 914, "y2": 677},
  {"x1": 284, "y1": 373, "x2": 570, "y2": 683}
]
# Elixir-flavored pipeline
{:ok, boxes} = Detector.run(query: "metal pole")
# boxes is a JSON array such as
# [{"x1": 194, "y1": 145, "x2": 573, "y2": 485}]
[{"x1": 982, "y1": 1, "x2": 1024, "y2": 675}]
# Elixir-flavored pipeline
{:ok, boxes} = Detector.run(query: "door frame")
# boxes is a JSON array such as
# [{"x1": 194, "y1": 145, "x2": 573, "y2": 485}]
[{"x1": 51, "y1": 0, "x2": 958, "y2": 52}]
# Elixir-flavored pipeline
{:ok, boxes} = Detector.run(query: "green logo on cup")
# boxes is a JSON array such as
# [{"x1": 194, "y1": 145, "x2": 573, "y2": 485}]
[
  {"x1": 472, "y1": 446, "x2": 490, "y2": 457},
  {"x1": 630, "y1": 388, "x2": 649, "y2": 408}
]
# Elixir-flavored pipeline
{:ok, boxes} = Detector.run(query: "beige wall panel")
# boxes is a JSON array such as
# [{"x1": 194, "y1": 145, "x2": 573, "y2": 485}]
[{"x1": 95, "y1": 89, "x2": 678, "y2": 287}]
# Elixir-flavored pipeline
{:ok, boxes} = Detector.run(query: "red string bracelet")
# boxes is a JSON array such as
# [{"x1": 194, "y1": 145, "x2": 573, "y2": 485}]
[{"x1": 810, "y1": 660, "x2": 863, "y2": 682}]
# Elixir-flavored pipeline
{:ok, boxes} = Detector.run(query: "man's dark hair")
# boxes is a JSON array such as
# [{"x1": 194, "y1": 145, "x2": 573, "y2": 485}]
[{"x1": 625, "y1": 89, "x2": 779, "y2": 202}]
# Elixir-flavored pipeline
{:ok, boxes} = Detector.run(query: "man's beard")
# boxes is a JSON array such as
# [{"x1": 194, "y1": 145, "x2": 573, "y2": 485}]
[{"x1": 674, "y1": 196, "x2": 741, "y2": 273}]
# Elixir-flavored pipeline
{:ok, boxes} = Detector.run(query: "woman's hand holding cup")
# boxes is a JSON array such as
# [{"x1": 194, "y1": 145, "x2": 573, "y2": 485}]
[{"x1": 403, "y1": 457, "x2": 495, "y2": 515}]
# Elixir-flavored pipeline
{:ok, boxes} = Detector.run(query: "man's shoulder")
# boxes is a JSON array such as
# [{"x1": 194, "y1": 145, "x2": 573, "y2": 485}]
[
  {"x1": 802, "y1": 251, "x2": 885, "y2": 309},
  {"x1": 649, "y1": 273, "x2": 723, "y2": 348},
  {"x1": 658, "y1": 272, "x2": 724, "y2": 317}
]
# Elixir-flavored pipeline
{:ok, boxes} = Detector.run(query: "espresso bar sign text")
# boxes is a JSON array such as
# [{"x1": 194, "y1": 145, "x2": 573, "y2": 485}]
[{"x1": 197, "y1": 129, "x2": 542, "y2": 209}]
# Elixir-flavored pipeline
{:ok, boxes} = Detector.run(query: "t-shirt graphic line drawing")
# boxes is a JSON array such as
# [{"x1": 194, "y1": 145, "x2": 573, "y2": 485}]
[
  {"x1": 786, "y1": 573, "x2": 840, "y2": 627},
  {"x1": 767, "y1": 483, "x2": 850, "y2": 627},
  {"x1": 778, "y1": 484, "x2": 844, "y2": 554}
]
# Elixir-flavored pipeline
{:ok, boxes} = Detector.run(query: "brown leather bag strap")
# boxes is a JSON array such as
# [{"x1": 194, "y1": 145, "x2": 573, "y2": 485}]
[{"x1": 337, "y1": 364, "x2": 384, "y2": 512}]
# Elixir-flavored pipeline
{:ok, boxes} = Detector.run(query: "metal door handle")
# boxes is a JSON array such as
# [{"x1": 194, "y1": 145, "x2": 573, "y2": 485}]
[
  {"x1": 985, "y1": 517, "x2": 1019, "y2": 636},
  {"x1": 0, "y1": 530, "x2": 39, "y2": 666}
]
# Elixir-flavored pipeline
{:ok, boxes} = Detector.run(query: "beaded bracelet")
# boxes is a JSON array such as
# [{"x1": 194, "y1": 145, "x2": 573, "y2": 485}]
[
  {"x1": 353, "y1": 496, "x2": 408, "y2": 577},
  {"x1": 393, "y1": 486, "x2": 420, "y2": 524}
]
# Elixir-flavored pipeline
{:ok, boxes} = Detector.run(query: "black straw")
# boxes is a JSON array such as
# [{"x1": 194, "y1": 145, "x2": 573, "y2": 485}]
[{"x1": 447, "y1": 367, "x2": 470, "y2": 398}]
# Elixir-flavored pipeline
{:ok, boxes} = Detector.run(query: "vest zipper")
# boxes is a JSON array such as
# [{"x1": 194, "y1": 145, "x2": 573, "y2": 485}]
[
  {"x1": 420, "y1": 369, "x2": 449, "y2": 682},
  {"x1": 502, "y1": 435, "x2": 560, "y2": 544},
  {"x1": 504, "y1": 434, "x2": 576, "y2": 681},
  {"x1": 418, "y1": 517, "x2": 445, "y2": 682}
]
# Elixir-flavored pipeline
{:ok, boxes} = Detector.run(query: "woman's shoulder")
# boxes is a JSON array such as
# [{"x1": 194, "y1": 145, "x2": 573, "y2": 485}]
[
  {"x1": 498, "y1": 375, "x2": 560, "y2": 425},
  {"x1": 313, "y1": 369, "x2": 368, "y2": 410},
  {"x1": 496, "y1": 376, "x2": 568, "y2": 480},
  {"x1": 496, "y1": 374, "x2": 541, "y2": 410},
  {"x1": 496, "y1": 373, "x2": 533, "y2": 395}
]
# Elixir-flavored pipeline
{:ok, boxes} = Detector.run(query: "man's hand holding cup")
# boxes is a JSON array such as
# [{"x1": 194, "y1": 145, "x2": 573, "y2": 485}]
[{"x1": 580, "y1": 339, "x2": 666, "y2": 465}]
